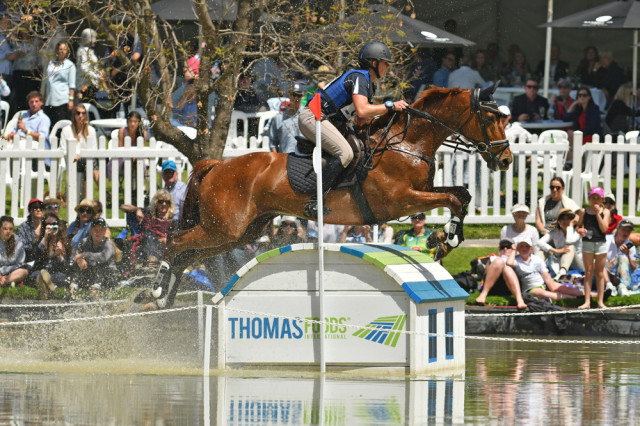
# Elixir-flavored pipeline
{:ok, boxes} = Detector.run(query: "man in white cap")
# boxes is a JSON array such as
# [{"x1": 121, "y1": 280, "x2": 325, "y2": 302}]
[
  {"x1": 498, "y1": 105, "x2": 531, "y2": 143},
  {"x1": 506, "y1": 237, "x2": 584, "y2": 301}
]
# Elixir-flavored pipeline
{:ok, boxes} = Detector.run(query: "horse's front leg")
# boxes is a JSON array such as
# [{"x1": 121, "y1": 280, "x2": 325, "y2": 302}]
[{"x1": 424, "y1": 186, "x2": 471, "y2": 260}]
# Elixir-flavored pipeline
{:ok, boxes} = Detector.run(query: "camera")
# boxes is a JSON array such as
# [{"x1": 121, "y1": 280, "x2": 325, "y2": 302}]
[
  {"x1": 49, "y1": 224, "x2": 59, "y2": 233},
  {"x1": 625, "y1": 241, "x2": 634, "y2": 249}
]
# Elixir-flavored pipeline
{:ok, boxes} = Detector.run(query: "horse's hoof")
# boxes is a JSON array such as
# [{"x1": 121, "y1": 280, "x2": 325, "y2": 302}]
[
  {"x1": 426, "y1": 231, "x2": 439, "y2": 249},
  {"x1": 134, "y1": 288, "x2": 155, "y2": 304},
  {"x1": 142, "y1": 301, "x2": 160, "y2": 311}
]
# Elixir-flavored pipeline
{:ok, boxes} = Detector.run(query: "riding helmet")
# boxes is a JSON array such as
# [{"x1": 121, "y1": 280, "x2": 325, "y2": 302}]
[{"x1": 358, "y1": 41, "x2": 395, "y2": 68}]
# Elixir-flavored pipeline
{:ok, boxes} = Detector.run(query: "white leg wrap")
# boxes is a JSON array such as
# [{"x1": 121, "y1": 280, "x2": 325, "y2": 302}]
[
  {"x1": 444, "y1": 217, "x2": 462, "y2": 248},
  {"x1": 152, "y1": 260, "x2": 176, "y2": 300}
]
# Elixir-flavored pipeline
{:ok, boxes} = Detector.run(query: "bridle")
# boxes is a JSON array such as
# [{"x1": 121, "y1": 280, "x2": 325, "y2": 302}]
[
  {"x1": 367, "y1": 86, "x2": 510, "y2": 170},
  {"x1": 404, "y1": 88, "x2": 510, "y2": 160}
]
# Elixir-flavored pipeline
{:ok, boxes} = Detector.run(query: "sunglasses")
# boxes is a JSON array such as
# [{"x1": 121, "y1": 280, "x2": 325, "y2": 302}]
[
  {"x1": 604, "y1": 199, "x2": 615, "y2": 205},
  {"x1": 578, "y1": 93, "x2": 590, "y2": 98},
  {"x1": 157, "y1": 200, "x2": 171, "y2": 205},
  {"x1": 78, "y1": 207, "x2": 94, "y2": 214},
  {"x1": 45, "y1": 204, "x2": 60, "y2": 210},
  {"x1": 75, "y1": 111, "x2": 87, "y2": 115},
  {"x1": 281, "y1": 222, "x2": 297, "y2": 228},
  {"x1": 526, "y1": 85, "x2": 538, "y2": 89},
  {"x1": 550, "y1": 185, "x2": 562, "y2": 191},
  {"x1": 30, "y1": 205, "x2": 43, "y2": 210}
]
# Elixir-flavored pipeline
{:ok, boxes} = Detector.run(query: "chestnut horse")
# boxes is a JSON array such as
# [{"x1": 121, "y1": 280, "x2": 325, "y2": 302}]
[{"x1": 142, "y1": 84, "x2": 512, "y2": 308}]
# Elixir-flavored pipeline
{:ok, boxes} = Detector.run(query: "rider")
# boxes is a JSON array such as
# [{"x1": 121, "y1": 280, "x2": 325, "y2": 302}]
[{"x1": 298, "y1": 41, "x2": 408, "y2": 216}]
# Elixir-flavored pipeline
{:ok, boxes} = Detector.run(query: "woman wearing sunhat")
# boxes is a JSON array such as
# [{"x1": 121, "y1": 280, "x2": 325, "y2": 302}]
[{"x1": 67, "y1": 198, "x2": 96, "y2": 252}]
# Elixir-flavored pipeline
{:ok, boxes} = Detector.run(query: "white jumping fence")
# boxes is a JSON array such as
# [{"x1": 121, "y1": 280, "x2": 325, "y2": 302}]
[{"x1": 1, "y1": 130, "x2": 639, "y2": 226}]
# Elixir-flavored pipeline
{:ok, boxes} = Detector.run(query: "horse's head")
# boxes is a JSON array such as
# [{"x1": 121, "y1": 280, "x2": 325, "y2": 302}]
[
  {"x1": 467, "y1": 82, "x2": 512, "y2": 171},
  {"x1": 408, "y1": 83, "x2": 512, "y2": 172}
]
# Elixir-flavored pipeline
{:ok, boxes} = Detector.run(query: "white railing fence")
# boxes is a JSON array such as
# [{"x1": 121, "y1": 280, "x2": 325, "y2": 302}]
[{"x1": 2, "y1": 131, "x2": 639, "y2": 226}]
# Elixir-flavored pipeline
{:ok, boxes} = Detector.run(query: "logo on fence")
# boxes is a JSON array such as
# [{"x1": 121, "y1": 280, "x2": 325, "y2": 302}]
[{"x1": 352, "y1": 315, "x2": 407, "y2": 347}]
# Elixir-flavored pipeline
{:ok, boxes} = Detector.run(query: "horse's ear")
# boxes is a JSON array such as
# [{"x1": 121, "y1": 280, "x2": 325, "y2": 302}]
[{"x1": 479, "y1": 81, "x2": 498, "y2": 101}]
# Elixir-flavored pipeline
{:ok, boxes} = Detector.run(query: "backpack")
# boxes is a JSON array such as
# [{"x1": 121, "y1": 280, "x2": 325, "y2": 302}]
[
  {"x1": 470, "y1": 255, "x2": 493, "y2": 280},
  {"x1": 452, "y1": 271, "x2": 478, "y2": 293}
]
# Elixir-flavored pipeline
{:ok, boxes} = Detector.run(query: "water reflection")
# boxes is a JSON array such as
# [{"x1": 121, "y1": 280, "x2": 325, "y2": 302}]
[
  {"x1": 466, "y1": 339, "x2": 640, "y2": 425},
  {"x1": 0, "y1": 339, "x2": 638, "y2": 424}
]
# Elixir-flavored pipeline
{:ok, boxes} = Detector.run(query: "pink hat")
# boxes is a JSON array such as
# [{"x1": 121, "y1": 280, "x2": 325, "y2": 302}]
[{"x1": 588, "y1": 186, "x2": 604, "y2": 198}]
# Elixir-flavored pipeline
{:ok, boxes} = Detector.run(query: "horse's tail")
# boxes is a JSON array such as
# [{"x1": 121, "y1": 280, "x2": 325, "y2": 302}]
[{"x1": 179, "y1": 159, "x2": 222, "y2": 230}]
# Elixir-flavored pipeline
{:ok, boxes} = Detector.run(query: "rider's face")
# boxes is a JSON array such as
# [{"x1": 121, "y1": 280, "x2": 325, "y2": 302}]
[{"x1": 377, "y1": 60, "x2": 390, "y2": 78}]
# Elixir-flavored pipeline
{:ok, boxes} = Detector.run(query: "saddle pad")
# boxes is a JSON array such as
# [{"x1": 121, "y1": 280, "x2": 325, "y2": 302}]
[
  {"x1": 287, "y1": 153, "x2": 318, "y2": 194},
  {"x1": 286, "y1": 153, "x2": 369, "y2": 195}
]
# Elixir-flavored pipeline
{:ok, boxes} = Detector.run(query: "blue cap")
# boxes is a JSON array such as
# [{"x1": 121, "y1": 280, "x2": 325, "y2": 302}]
[{"x1": 162, "y1": 160, "x2": 177, "y2": 172}]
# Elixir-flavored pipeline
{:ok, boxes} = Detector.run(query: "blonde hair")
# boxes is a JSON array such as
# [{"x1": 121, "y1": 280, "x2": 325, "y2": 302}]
[
  {"x1": 613, "y1": 83, "x2": 633, "y2": 103},
  {"x1": 151, "y1": 189, "x2": 174, "y2": 220}
]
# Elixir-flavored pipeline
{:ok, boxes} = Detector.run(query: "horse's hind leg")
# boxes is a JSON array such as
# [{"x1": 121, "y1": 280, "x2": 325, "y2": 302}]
[{"x1": 143, "y1": 215, "x2": 275, "y2": 309}]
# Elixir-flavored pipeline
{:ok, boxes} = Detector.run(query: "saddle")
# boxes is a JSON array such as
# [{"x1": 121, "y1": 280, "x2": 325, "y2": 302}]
[
  {"x1": 286, "y1": 134, "x2": 367, "y2": 194},
  {"x1": 286, "y1": 135, "x2": 378, "y2": 224}
]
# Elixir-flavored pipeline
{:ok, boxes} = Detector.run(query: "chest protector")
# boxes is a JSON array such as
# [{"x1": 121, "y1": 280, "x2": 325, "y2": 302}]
[{"x1": 320, "y1": 69, "x2": 372, "y2": 121}]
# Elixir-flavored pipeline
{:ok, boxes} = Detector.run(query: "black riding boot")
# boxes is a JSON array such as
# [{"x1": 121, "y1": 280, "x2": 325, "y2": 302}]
[{"x1": 304, "y1": 156, "x2": 345, "y2": 218}]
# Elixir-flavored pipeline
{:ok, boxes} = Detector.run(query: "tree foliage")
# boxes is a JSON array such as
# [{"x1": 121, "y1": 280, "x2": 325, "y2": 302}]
[{"x1": 3, "y1": 0, "x2": 415, "y2": 164}]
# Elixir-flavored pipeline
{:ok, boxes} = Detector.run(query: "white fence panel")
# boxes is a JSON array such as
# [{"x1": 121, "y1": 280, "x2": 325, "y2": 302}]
[{"x1": 2, "y1": 131, "x2": 640, "y2": 226}]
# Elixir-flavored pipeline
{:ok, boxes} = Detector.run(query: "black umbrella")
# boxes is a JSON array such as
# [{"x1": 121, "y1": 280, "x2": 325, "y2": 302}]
[
  {"x1": 540, "y1": 0, "x2": 640, "y2": 95},
  {"x1": 320, "y1": 4, "x2": 475, "y2": 47},
  {"x1": 151, "y1": 0, "x2": 280, "y2": 22}
]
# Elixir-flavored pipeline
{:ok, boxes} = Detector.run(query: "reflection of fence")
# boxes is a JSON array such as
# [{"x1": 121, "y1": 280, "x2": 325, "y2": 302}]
[{"x1": 2, "y1": 131, "x2": 639, "y2": 225}]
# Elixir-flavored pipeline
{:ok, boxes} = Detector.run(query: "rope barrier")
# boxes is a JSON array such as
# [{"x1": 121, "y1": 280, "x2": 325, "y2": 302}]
[
  {"x1": 0, "y1": 305, "x2": 198, "y2": 327},
  {"x1": 0, "y1": 290, "x2": 211, "y2": 309},
  {"x1": 1, "y1": 293, "x2": 638, "y2": 344}
]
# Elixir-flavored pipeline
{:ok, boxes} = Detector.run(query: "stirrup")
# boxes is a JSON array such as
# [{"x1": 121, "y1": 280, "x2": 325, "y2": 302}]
[{"x1": 304, "y1": 196, "x2": 332, "y2": 218}]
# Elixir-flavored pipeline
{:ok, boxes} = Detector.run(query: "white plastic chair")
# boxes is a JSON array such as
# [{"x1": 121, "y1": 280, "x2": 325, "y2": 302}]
[
  {"x1": 82, "y1": 102, "x2": 101, "y2": 122},
  {"x1": 267, "y1": 97, "x2": 289, "y2": 111},
  {"x1": 52, "y1": 120, "x2": 72, "y2": 186},
  {"x1": 580, "y1": 149, "x2": 605, "y2": 200},
  {"x1": 0, "y1": 100, "x2": 9, "y2": 132},
  {"x1": 538, "y1": 130, "x2": 569, "y2": 175}
]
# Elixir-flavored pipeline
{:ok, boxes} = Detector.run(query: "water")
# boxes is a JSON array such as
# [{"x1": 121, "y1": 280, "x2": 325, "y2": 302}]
[{"x1": 1, "y1": 330, "x2": 639, "y2": 424}]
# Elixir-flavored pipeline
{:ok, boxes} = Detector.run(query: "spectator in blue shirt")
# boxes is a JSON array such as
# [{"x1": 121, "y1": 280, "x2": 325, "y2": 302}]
[
  {"x1": 4, "y1": 91, "x2": 51, "y2": 147},
  {"x1": 432, "y1": 53, "x2": 456, "y2": 88},
  {"x1": 161, "y1": 160, "x2": 187, "y2": 220}
]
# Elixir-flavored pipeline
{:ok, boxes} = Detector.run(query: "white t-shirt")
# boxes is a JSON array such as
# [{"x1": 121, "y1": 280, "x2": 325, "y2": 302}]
[
  {"x1": 513, "y1": 254, "x2": 547, "y2": 292},
  {"x1": 605, "y1": 234, "x2": 637, "y2": 273},
  {"x1": 500, "y1": 224, "x2": 540, "y2": 253}
]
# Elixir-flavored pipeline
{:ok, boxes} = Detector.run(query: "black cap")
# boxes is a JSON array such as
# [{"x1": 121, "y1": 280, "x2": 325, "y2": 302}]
[
  {"x1": 91, "y1": 217, "x2": 108, "y2": 228},
  {"x1": 499, "y1": 238, "x2": 514, "y2": 250}
]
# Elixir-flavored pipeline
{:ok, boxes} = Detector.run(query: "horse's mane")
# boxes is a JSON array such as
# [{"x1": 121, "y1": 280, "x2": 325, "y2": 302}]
[{"x1": 365, "y1": 86, "x2": 468, "y2": 134}]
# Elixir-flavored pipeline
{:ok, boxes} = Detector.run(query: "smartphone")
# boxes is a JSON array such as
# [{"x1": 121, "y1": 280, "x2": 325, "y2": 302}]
[{"x1": 625, "y1": 241, "x2": 634, "y2": 249}]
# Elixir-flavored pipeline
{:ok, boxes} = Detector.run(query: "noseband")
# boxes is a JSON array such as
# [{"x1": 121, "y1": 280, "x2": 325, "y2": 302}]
[{"x1": 404, "y1": 88, "x2": 510, "y2": 163}]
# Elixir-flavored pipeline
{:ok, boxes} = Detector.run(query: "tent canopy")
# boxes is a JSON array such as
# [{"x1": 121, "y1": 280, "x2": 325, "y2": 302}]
[{"x1": 317, "y1": 4, "x2": 474, "y2": 47}]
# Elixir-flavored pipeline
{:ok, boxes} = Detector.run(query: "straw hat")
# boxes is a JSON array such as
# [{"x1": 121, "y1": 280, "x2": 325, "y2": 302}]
[{"x1": 74, "y1": 198, "x2": 95, "y2": 213}]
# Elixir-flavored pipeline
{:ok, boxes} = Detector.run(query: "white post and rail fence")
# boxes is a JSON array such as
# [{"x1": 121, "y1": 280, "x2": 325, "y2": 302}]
[{"x1": 1, "y1": 131, "x2": 639, "y2": 225}]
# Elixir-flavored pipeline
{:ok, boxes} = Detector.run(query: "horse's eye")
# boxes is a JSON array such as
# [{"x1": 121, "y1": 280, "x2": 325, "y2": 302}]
[{"x1": 484, "y1": 114, "x2": 496, "y2": 124}]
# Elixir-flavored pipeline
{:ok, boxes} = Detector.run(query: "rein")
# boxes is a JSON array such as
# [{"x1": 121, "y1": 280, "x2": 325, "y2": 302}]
[{"x1": 366, "y1": 87, "x2": 509, "y2": 170}]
